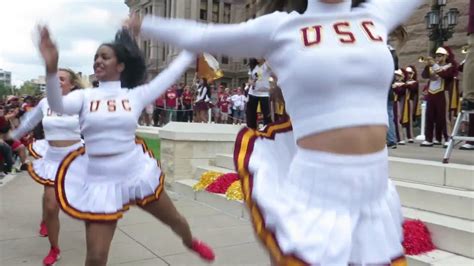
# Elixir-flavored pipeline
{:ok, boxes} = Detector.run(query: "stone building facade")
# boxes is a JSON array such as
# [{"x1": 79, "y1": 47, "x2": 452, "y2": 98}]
[
  {"x1": 125, "y1": 0, "x2": 251, "y2": 88},
  {"x1": 125, "y1": 0, "x2": 469, "y2": 88}
]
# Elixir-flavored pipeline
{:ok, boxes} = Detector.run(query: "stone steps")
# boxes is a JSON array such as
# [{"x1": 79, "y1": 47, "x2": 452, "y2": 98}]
[
  {"x1": 215, "y1": 154, "x2": 474, "y2": 191},
  {"x1": 395, "y1": 180, "x2": 474, "y2": 220},
  {"x1": 194, "y1": 165, "x2": 234, "y2": 180},
  {"x1": 170, "y1": 178, "x2": 474, "y2": 264},
  {"x1": 389, "y1": 157, "x2": 474, "y2": 191}
]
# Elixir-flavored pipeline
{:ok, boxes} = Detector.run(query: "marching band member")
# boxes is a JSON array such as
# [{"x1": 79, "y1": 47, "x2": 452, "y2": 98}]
[
  {"x1": 38, "y1": 26, "x2": 214, "y2": 266},
  {"x1": 130, "y1": 0, "x2": 422, "y2": 264},
  {"x1": 405, "y1": 66, "x2": 420, "y2": 139},
  {"x1": 392, "y1": 69, "x2": 408, "y2": 144},
  {"x1": 420, "y1": 47, "x2": 458, "y2": 147}
]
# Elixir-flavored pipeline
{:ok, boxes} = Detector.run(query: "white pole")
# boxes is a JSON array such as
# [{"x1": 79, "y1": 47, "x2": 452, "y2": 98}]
[{"x1": 415, "y1": 101, "x2": 426, "y2": 142}]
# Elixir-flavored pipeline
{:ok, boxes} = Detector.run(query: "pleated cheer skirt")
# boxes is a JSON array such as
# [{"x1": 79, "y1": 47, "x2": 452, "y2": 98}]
[
  {"x1": 27, "y1": 141, "x2": 83, "y2": 187},
  {"x1": 27, "y1": 139, "x2": 49, "y2": 159},
  {"x1": 234, "y1": 119, "x2": 406, "y2": 266},
  {"x1": 55, "y1": 138, "x2": 164, "y2": 222}
]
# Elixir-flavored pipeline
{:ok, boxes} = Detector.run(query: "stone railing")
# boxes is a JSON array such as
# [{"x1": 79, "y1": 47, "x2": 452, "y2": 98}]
[{"x1": 137, "y1": 122, "x2": 243, "y2": 183}]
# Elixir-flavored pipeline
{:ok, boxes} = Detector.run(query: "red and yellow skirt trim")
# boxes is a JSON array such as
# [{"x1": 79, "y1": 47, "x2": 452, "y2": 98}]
[
  {"x1": 27, "y1": 142, "x2": 42, "y2": 159},
  {"x1": 55, "y1": 138, "x2": 165, "y2": 222},
  {"x1": 27, "y1": 161, "x2": 54, "y2": 187}
]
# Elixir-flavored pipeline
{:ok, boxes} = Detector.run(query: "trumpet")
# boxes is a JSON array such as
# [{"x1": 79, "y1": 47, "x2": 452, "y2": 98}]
[
  {"x1": 418, "y1": 56, "x2": 434, "y2": 63},
  {"x1": 462, "y1": 45, "x2": 470, "y2": 54}
]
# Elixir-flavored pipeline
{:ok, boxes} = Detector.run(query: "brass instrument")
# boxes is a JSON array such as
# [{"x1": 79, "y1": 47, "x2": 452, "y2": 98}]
[
  {"x1": 418, "y1": 56, "x2": 434, "y2": 63},
  {"x1": 462, "y1": 45, "x2": 470, "y2": 54}
]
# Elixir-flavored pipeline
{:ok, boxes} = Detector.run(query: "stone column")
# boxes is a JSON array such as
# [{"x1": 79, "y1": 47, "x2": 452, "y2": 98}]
[{"x1": 158, "y1": 122, "x2": 243, "y2": 183}]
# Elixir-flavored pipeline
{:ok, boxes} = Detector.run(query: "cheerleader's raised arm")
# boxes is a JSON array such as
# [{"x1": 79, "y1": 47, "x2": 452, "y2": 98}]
[
  {"x1": 360, "y1": 0, "x2": 424, "y2": 32},
  {"x1": 139, "y1": 12, "x2": 286, "y2": 58}
]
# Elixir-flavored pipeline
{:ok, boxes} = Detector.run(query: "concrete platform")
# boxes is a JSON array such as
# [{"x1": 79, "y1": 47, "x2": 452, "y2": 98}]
[{"x1": 0, "y1": 171, "x2": 271, "y2": 266}]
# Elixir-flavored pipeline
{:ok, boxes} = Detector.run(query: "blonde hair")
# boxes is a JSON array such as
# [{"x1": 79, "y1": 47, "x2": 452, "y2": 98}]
[{"x1": 59, "y1": 68, "x2": 84, "y2": 90}]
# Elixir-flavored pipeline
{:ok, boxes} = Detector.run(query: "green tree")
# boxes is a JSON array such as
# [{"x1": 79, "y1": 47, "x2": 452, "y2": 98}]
[
  {"x1": 18, "y1": 81, "x2": 41, "y2": 96},
  {"x1": 0, "y1": 83, "x2": 12, "y2": 99}
]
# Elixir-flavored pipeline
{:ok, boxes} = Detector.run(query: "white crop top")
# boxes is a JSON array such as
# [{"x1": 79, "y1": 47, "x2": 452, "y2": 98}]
[
  {"x1": 141, "y1": 0, "x2": 422, "y2": 140},
  {"x1": 12, "y1": 98, "x2": 81, "y2": 141},
  {"x1": 46, "y1": 51, "x2": 194, "y2": 156}
]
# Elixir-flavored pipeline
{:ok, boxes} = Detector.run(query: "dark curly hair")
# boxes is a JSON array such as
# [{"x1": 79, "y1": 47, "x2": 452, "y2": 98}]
[{"x1": 102, "y1": 28, "x2": 147, "y2": 89}]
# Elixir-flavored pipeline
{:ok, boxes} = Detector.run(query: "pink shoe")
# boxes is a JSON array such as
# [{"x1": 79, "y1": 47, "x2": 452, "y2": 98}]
[
  {"x1": 39, "y1": 221, "x2": 48, "y2": 237},
  {"x1": 43, "y1": 247, "x2": 60, "y2": 266},
  {"x1": 191, "y1": 239, "x2": 215, "y2": 262}
]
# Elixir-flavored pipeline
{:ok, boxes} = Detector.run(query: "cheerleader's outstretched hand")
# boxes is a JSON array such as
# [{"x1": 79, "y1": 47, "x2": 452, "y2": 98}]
[
  {"x1": 123, "y1": 13, "x2": 142, "y2": 37},
  {"x1": 37, "y1": 25, "x2": 58, "y2": 74}
]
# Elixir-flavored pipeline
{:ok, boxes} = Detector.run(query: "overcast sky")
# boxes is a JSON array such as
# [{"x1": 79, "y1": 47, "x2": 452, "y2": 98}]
[{"x1": 0, "y1": 0, "x2": 129, "y2": 86}]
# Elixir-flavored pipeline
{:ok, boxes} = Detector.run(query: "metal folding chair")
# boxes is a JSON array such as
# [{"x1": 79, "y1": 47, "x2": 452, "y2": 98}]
[{"x1": 443, "y1": 110, "x2": 474, "y2": 163}]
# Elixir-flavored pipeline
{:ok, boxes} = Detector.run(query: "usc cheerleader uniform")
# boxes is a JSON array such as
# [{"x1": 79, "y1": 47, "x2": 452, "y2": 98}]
[
  {"x1": 140, "y1": 0, "x2": 421, "y2": 264},
  {"x1": 45, "y1": 52, "x2": 193, "y2": 221},
  {"x1": 12, "y1": 98, "x2": 81, "y2": 186}
]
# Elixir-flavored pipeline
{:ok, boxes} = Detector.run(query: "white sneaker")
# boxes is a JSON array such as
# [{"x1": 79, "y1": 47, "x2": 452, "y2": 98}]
[
  {"x1": 408, "y1": 139, "x2": 414, "y2": 143},
  {"x1": 443, "y1": 140, "x2": 451, "y2": 148},
  {"x1": 420, "y1": 141, "x2": 433, "y2": 147},
  {"x1": 460, "y1": 143, "x2": 474, "y2": 150},
  {"x1": 433, "y1": 140, "x2": 442, "y2": 145},
  {"x1": 398, "y1": 140, "x2": 406, "y2": 145}
]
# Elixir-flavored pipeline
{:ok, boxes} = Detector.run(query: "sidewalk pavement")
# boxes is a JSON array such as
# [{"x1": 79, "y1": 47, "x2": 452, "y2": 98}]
[{"x1": 0, "y1": 172, "x2": 270, "y2": 266}]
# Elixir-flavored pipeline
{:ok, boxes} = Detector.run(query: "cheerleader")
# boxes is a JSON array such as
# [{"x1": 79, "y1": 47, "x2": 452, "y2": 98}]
[
  {"x1": 420, "y1": 47, "x2": 458, "y2": 147},
  {"x1": 392, "y1": 69, "x2": 408, "y2": 144},
  {"x1": 246, "y1": 58, "x2": 273, "y2": 129},
  {"x1": 37, "y1": 27, "x2": 214, "y2": 265},
  {"x1": 405, "y1": 66, "x2": 420, "y2": 137},
  {"x1": 129, "y1": 0, "x2": 422, "y2": 264},
  {"x1": 194, "y1": 77, "x2": 211, "y2": 123},
  {"x1": 11, "y1": 68, "x2": 83, "y2": 266}
]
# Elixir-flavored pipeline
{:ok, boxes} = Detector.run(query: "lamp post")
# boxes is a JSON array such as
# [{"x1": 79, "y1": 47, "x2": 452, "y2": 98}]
[{"x1": 424, "y1": 0, "x2": 460, "y2": 55}]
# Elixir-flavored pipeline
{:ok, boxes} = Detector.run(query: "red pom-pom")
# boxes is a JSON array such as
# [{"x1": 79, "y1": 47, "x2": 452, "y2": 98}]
[
  {"x1": 402, "y1": 219, "x2": 435, "y2": 255},
  {"x1": 206, "y1": 173, "x2": 239, "y2": 194}
]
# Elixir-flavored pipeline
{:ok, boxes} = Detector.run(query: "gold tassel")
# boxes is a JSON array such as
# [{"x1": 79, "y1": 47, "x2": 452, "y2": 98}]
[
  {"x1": 402, "y1": 91, "x2": 410, "y2": 124},
  {"x1": 451, "y1": 81, "x2": 458, "y2": 109}
]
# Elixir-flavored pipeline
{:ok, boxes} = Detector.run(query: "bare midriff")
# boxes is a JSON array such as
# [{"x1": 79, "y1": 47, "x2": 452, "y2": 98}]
[
  {"x1": 297, "y1": 125, "x2": 387, "y2": 155},
  {"x1": 48, "y1": 140, "x2": 81, "y2": 147}
]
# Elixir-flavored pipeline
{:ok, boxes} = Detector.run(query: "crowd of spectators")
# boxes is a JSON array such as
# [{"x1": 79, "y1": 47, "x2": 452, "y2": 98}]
[
  {"x1": 139, "y1": 73, "x2": 288, "y2": 128},
  {"x1": 0, "y1": 95, "x2": 40, "y2": 178}
]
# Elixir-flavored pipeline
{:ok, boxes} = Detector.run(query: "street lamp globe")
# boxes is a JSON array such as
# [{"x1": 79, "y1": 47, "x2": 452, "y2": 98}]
[
  {"x1": 446, "y1": 8, "x2": 460, "y2": 28},
  {"x1": 437, "y1": 0, "x2": 447, "y2": 6},
  {"x1": 425, "y1": 10, "x2": 439, "y2": 29}
]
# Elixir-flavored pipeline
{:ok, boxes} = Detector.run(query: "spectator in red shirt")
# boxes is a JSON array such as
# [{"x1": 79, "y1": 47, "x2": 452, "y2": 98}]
[
  {"x1": 154, "y1": 94, "x2": 166, "y2": 127},
  {"x1": 165, "y1": 86, "x2": 178, "y2": 123},
  {"x1": 218, "y1": 88, "x2": 230, "y2": 124},
  {"x1": 180, "y1": 85, "x2": 194, "y2": 122}
]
